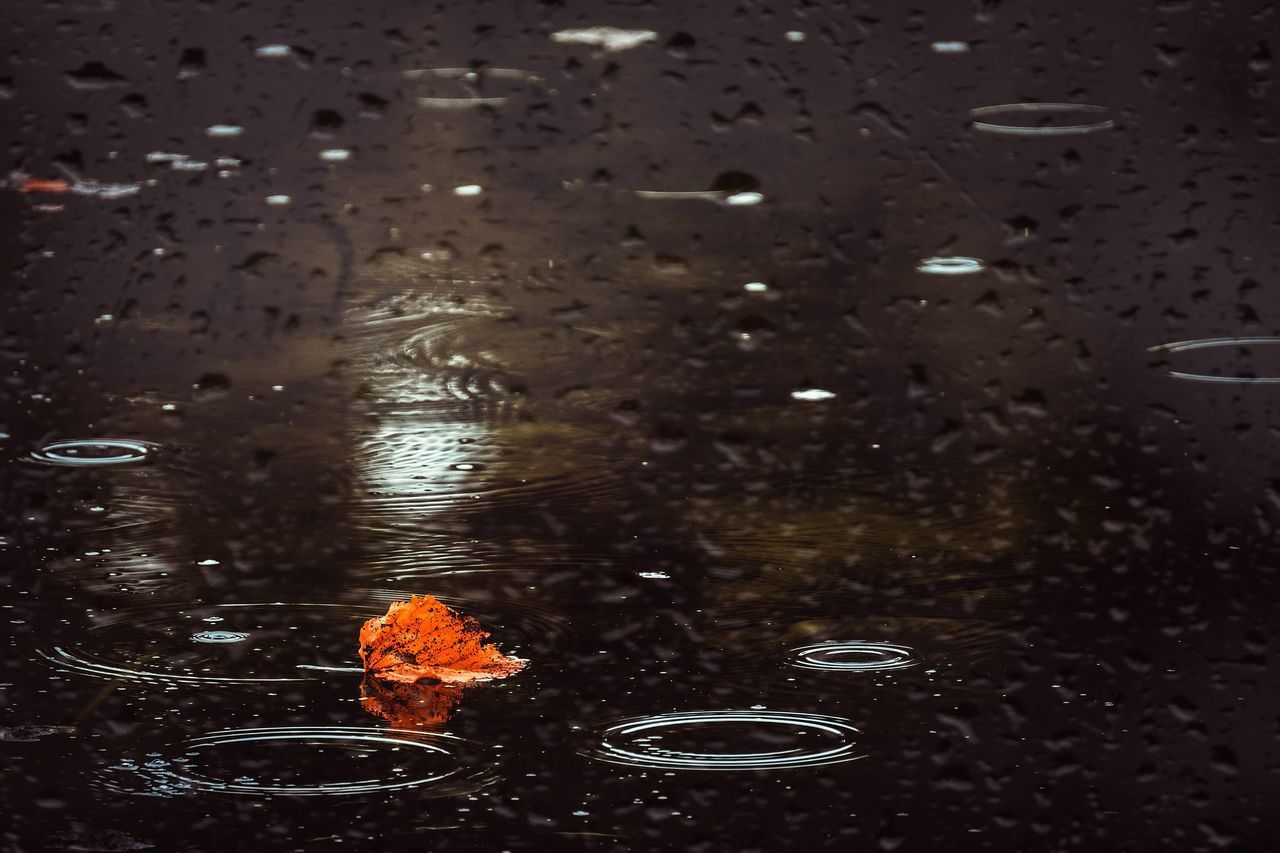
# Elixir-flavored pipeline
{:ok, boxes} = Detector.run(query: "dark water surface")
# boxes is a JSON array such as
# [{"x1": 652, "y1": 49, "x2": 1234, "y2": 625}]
[{"x1": 4, "y1": 1, "x2": 1280, "y2": 850}]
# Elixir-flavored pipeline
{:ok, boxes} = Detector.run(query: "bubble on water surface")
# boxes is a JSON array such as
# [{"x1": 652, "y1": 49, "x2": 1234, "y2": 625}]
[
  {"x1": 1147, "y1": 337, "x2": 1280, "y2": 383},
  {"x1": 319, "y1": 149, "x2": 351, "y2": 162},
  {"x1": 788, "y1": 641, "x2": 917, "y2": 672},
  {"x1": 453, "y1": 184, "x2": 482, "y2": 196},
  {"x1": 205, "y1": 124, "x2": 243, "y2": 138},
  {"x1": 29, "y1": 439, "x2": 156, "y2": 466},
  {"x1": 102, "y1": 727, "x2": 493, "y2": 797},
  {"x1": 585, "y1": 710, "x2": 864, "y2": 771},
  {"x1": 791, "y1": 388, "x2": 835, "y2": 401},
  {"x1": 931, "y1": 41, "x2": 970, "y2": 53},
  {"x1": 969, "y1": 103, "x2": 1113, "y2": 136},
  {"x1": 191, "y1": 631, "x2": 249, "y2": 644},
  {"x1": 916, "y1": 256, "x2": 985, "y2": 275}
]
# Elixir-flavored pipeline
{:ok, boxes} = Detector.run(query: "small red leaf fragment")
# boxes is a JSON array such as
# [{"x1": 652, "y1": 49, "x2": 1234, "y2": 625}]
[
  {"x1": 19, "y1": 178, "x2": 71, "y2": 194},
  {"x1": 358, "y1": 594, "x2": 526, "y2": 684}
]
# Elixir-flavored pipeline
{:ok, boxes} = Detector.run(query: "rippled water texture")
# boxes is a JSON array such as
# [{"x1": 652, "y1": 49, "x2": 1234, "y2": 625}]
[{"x1": 3, "y1": 1, "x2": 1276, "y2": 849}]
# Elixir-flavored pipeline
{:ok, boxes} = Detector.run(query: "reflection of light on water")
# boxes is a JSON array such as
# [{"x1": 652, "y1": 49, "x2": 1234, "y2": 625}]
[
  {"x1": 970, "y1": 102, "x2": 1113, "y2": 136},
  {"x1": 103, "y1": 727, "x2": 493, "y2": 797},
  {"x1": 791, "y1": 388, "x2": 835, "y2": 402},
  {"x1": 550, "y1": 27, "x2": 658, "y2": 52},
  {"x1": 931, "y1": 41, "x2": 970, "y2": 53},
  {"x1": 788, "y1": 641, "x2": 917, "y2": 672},
  {"x1": 1147, "y1": 337, "x2": 1280, "y2": 383},
  {"x1": 586, "y1": 710, "x2": 864, "y2": 770}
]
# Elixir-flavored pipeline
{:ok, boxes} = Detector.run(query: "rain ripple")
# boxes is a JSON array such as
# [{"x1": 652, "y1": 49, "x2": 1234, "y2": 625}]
[
  {"x1": 788, "y1": 641, "x2": 917, "y2": 672},
  {"x1": 585, "y1": 710, "x2": 864, "y2": 771},
  {"x1": 970, "y1": 102, "x2": 1113, "y2": 136},
  {"x1": 102, "y1": 727, "x2": 493, "y2": 797},
  {"x1": 28, "y1": 438, "x2": 156, "y2": 466},
  {"x1": 1147, "y1": 337, "x2": 1280, "y2": 383}
]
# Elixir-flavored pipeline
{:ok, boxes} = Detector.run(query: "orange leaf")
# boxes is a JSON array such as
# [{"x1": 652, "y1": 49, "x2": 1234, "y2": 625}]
[
  {"x1": 19, "y1": 178, "x2": 71, "y2": 194},
  {"x1": 358, "y1": 594, "x2": 526, "y2": 684},
  {"x1": 360, "y1": 675, "x2": 464, "y2": 730}
]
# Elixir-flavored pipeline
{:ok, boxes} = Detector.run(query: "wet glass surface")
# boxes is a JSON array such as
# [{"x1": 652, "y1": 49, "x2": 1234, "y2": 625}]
[{"x1": 3, "y1": 1, "x2": 1280, "y2": 850}]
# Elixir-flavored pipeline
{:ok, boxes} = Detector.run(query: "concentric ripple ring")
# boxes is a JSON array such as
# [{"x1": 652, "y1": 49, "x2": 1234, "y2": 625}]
[
  {"x1": 916, "y1": 256, "x2": 985, "y2": 275},
  {"x1": 103, "y1": 726, "x2": 493, "y2": 797},
  {"x1": 29, "y1": 439, "x2": 156, "y2": 466},
  {"x1": 970, "y1": 103, "x2": 1113, "y2": 136},
  {"x1": 1147, "y1": 336, "x2": 1280, "y2": 383},
  {"x1": 586, "y1": 710, "x2": 864, "y2": 771},
  {"x1": 788, "y1": 641, "x2": 917, "y2": 672}
]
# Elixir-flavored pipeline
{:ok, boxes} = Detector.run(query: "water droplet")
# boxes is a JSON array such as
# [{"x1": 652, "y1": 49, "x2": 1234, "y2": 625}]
[
  {"x1": 205, "y1": 124, "x2": 244, "y2": 138},
  {"x1": 453, "y1": 184, "x2": 482, "y2": 196},
  {"x1": 791, "y1": 389, "x2": 836, "y2": 402},
  {"x1": 319, "y1": 149, "x2": 351, "y2": 162},
  {"x1": 931, "y1": 41, "x2": 970, "y2": 53},
  {"x1": 743, "y1": 282, "x2": 768, "y2": 292},
  {"x1": 265, "y1": 194, "x2": 291, "y2": 206}
]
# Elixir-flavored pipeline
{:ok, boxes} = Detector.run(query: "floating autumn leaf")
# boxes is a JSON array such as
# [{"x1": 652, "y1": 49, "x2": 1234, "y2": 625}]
[
  {"x1": 360, "y1": 676, "x2": 465, "y2": 731},
  {"x1": 358, "y1": 594, "x2": 527, "y2": 685}
]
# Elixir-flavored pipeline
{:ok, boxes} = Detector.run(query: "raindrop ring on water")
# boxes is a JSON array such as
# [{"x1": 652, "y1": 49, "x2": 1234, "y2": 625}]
[
  {"x1": 405, "y1": 67, "x2": 545, "y2": 109},
  {"x1": 29, "y1": 439, "x2": 156, "y2": 466},
  {"x1": 586, "y1": 710, "x2": 864, "y2": 771},
  {"x1": 103, "y1": 726, "x2": 493, "y2": 797},
  {"x1": 1147, "y1": 337, "x2": 1280, "y2": 383},
  {"x1": 788, "y1": 641, "x2": 917, "y2": 672},
  {"x1": 969, "y1": 103, "x2": 1113, "y2": 136},
  {"x1": 916, "y1": 256, "x2": 985, "y2": 275}
]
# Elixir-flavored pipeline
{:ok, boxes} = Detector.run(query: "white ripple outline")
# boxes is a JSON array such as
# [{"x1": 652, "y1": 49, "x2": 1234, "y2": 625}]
[
  {"x1": 970, "y1": 102, "x2": 1113, "y2": 136},
  {"x1": 589, "y1": 710, "x2": 864, "y2": 771},
  {"x1": 1147, "y1": 337, "x2": 1280, "y2": 384},
  {"x1": 106, "y1": 726, "x2": 490, "y2": 797},
  {"x1": 29, "y1": 438, "x2": 156, "y2": 466},
  {"x1": 788, "y1": 641, "x2": 917, "y2": 672}
]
